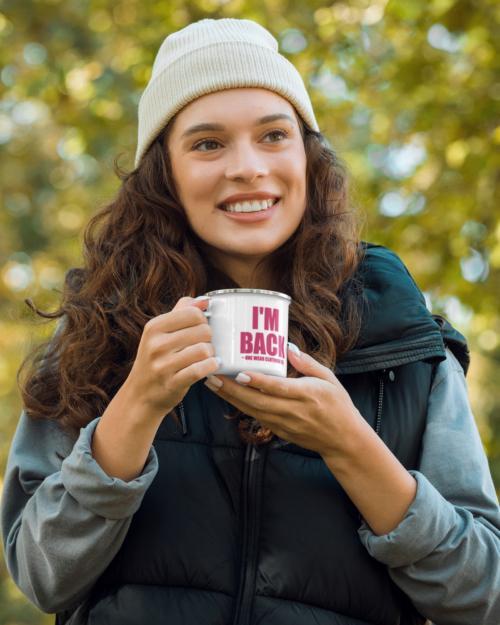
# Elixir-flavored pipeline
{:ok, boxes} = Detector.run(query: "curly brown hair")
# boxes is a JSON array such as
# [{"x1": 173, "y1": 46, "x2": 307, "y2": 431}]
[{"x1": 17, "y1": 116, "x2": 366, "y2": 445}]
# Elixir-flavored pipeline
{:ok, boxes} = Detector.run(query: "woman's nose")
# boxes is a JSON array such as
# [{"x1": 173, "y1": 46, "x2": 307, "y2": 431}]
[{"x1": 224, "y1": 144, "x2": 269, "y2": 181}]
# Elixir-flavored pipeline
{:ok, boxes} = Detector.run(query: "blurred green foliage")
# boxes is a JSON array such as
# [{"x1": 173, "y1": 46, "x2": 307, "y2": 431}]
[{"x1": 1, "y1": 0, "x2": 499, "y2": 621}]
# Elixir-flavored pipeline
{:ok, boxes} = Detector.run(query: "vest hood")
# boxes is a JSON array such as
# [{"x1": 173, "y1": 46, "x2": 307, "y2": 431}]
[{"x1": 335, "y1": 243, "x2": 470, "y2": 375}]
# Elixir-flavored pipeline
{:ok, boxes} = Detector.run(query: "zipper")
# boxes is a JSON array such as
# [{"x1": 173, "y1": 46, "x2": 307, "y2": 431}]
[
  {"x1": 179, "y1": 400, "x2": 187, "y2": 436},
  {"x1": 375, "y1": 374, "x2": 384, "y2": 435},
  {"x1": 374, "y1": 368, "x2": 395, "y2": 435},
  {"x1": 232, "y1": 443, "x2": 267, "y2": 625}
]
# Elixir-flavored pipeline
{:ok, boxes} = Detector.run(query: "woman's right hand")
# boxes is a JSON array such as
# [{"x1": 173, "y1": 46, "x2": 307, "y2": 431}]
[{"x1": 125, "y1": 296, "x2": 219, "y2": 419}]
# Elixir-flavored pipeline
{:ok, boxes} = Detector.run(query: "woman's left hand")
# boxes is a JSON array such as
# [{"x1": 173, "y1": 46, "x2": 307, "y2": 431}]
[{"x1": 204, "y1": 344, "x2": 363, "y2": 457}]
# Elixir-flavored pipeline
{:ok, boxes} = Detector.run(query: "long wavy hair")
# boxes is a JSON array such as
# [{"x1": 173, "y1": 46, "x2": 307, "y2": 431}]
[{"x1": 17, "y1": 114, "x2": 366, "y2": 445}]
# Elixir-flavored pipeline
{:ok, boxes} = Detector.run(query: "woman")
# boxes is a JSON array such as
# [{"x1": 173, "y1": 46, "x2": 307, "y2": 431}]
[{"x1": 2, "y1": 17, "x2": 499, "y2": 625}]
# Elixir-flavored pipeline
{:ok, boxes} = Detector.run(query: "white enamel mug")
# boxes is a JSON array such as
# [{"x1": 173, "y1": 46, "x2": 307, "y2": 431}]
[{"x1": 200, "y1": 288, "x2": 292, "y2": 377}]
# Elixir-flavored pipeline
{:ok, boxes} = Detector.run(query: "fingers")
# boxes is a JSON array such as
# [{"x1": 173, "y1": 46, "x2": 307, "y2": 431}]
[
  {"x1": 209, "y1": 386, "x2": 277, "y2": 426},
  {"x1": 205, "y1": 377, "x2": 295, "y2": 441},
  {"x1": 208, "y1": 373, "x2": 298, "y2": 414},
  {"x1": 168, "y1": 323, "x2": 213, "y2": 353},
  {"x1": 145, "y1": 301, "x2": 209, "y2": 334},
  {"x1": 172, "y1": 295, "x2": 209, "y2": 312},
  {"x1": 229, "y1": 370, "x2": 305, "y2": 400},
  {"x1": 170, "y1": 341, "x2": 215, "y2": 373},
  {"x1": 174, "y1": 353, "x2": 221, "y2": 388},
  {"x1": 145, "y1": 323, "x2": 212, "y2": 357}
]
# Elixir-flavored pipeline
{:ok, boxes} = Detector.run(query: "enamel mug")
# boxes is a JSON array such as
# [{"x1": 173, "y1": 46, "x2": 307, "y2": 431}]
[{"x1": 201, "y1": 288, "x2": 292, "y2": 377}]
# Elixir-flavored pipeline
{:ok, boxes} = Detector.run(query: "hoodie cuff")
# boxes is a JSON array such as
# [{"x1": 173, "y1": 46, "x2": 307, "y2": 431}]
[
  {"x1": 358, "y1": 470, "x2": 460, "y2": 568},
  {"x1": 61, "y1": 417, "x2": 159, "y2": 520}
]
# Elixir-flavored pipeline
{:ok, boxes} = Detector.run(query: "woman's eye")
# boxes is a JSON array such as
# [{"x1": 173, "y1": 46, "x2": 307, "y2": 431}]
[
  {"x1": 264, "y1": 129, "x2": 289, "y2": 142},
  {"x1": 192, "y1": 129, "x2": 289, "y2": 152},
  {"x1": 193, "y1": 139, "x2": 221, "y2": 152}
]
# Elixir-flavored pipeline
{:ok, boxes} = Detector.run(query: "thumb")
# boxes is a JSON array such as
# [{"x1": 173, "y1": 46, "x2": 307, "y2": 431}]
[{"x1": 287, "y1": 342, "x2": 336, "y2": 383}]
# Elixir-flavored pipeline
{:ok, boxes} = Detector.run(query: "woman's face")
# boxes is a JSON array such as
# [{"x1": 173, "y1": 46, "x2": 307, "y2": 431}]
[{"x1": 166, "y1": 87, "x2": 307, "y2": 286}]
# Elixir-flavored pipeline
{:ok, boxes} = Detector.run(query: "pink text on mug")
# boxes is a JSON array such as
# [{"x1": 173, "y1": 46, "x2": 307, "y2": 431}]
[
  {"x1": 241, "y1": 305, "x2": 286, "y2": 363},
  {"x1": 202, "y1": 288, "x2": 292, "y2": 377}
]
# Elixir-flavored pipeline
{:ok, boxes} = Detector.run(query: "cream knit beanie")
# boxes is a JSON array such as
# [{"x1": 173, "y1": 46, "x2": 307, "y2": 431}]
[{"x1": 135, "y1": 18, "x2": 319, "y2": 167}]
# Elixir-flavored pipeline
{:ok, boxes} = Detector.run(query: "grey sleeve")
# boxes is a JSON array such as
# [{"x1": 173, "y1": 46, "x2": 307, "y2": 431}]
[
  {"x1": 358, "y1": 348, "x2": 500, "y2": 625},
  {"x1": 1, "y1": 411, "x2": 159, "y2": 614}
]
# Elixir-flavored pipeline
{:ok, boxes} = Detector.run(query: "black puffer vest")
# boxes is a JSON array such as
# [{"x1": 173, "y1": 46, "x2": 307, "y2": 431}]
[{"x1": 66, "y1": 243, "x2": 469, "y2": 625}]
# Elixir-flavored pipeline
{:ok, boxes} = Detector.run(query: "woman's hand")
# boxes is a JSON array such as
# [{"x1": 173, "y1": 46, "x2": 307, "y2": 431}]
[
  {"x1": 125, "y1": 296, "x2": 221, "y2": 421},
  {"x1": 204, "y1": 343, "x2": 364, "y2": 458},
  {"x1": 92, "y1": 295, "x2": 220, "y2": 481},
  {"x1": 205, "y1": 343, "x2": 417, "y2": 535}
]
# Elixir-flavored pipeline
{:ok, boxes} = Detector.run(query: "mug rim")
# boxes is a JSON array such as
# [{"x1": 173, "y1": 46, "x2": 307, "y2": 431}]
[{"x1": 204, "y1": 288, "x2": 291, "y2": 302}]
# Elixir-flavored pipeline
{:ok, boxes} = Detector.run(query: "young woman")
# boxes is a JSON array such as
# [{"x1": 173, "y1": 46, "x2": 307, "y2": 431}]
[{"x1": 2, "y1": 17, "x2": 499, "y2": 625}]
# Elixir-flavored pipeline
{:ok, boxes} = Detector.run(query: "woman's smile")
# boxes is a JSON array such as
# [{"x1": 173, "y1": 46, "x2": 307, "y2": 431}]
[{"x1": 217, "y1": 198, "x2": 281, "y2": 222}]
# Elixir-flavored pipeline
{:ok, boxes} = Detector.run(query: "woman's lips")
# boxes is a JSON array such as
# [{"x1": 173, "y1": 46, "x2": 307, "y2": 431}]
[{"x1": 217, "y1": 199, "x2": 280, "y2": 222}]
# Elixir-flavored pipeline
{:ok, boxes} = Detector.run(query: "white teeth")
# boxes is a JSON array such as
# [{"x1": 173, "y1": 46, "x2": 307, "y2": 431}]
[{"x1": 223, "y1": 199, "x2": 276, "y2": 212}]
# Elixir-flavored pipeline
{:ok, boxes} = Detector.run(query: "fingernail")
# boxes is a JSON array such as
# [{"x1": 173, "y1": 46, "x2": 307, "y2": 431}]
[
  {"x1": 235, "y1": 372, "x2": 251, "y2": 384},
  {"x1": 205, "y1": 375, "x2": 223, "y2": 389},
  {"x1": 204, "y1": 380, "x2": 219, "y2": 392},
  {"x1": 287, "y1": 342, "x2": 300, "y2": 356},
  {"x1": 214, "y1": 356, "x2": 222, "y2": 370}
]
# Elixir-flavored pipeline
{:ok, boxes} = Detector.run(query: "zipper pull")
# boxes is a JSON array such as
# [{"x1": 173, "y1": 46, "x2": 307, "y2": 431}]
[{"x1": 381, "y1": 368, "x2": 396, "y2": 382}]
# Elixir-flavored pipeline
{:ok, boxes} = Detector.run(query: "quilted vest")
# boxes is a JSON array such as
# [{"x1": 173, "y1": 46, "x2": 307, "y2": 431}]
[{"x1": 60, "y1": 243, "x2": 469, "y2": 625}]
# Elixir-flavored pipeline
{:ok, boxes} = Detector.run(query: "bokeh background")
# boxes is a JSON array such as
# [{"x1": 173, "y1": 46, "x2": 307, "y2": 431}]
[{"x1": 1, "y1": 0, "x2": 499, "y2": 622}]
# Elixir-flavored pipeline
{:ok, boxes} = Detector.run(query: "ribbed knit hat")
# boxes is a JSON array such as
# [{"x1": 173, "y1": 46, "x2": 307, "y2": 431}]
[{"x1": 135, "y1": 18, "x2": 319, "y2": 167}]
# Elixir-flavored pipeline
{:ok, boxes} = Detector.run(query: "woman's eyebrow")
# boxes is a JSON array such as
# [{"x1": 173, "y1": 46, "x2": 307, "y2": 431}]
[{"x1": 180, "y1": 113, "x2": 295, "y2": 139}]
